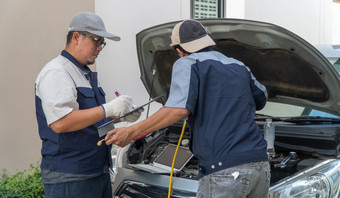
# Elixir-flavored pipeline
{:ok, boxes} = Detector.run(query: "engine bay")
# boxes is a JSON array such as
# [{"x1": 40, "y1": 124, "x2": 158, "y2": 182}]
[{"x1": 123, "y1": 119, "x2": 340, "y2": 185}]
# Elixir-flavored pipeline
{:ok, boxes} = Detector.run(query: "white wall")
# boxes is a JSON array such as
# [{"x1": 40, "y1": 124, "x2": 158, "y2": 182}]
[
  {"x1": 226, "y1": 0, "x2": 245, "y2": 18},
  {"x1": 95, "y1": 0, "x2": 191, "y2": 119},
  {"x1": 244, "y1": 0, "x2": 339, "y2": 45},
  {"x1": 332, "y1": 3, "x2": 340, "y2": 44}
]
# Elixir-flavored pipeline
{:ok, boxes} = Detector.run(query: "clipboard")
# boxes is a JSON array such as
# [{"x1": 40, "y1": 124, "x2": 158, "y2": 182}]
[{"x1": 97, "y1": 96, "x2": 161, "y2": 137}]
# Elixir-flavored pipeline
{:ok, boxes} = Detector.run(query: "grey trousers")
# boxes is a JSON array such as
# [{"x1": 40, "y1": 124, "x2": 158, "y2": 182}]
[{"x1": 196, "y1": 161, "x2": 270, "y2": 198}]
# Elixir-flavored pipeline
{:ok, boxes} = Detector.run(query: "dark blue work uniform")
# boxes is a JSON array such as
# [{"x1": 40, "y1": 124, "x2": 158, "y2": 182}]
[
  {"x1": 164, "y1": 49, "x2": 268, "y2": 178},
  {"x1": 35, "y1": 50, "x2": 112, "y2": 197}
]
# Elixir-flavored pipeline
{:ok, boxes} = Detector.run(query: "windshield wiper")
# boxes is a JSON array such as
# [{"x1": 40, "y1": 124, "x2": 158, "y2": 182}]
[
  {"x1": 254, "y1": 114, "x2": 284, "y2": 122},
  {"x1": 255, "y1": 114, "x2": 340, "y2": 125},
  {"x1": 283, "y1": 116, "x2": 340, "y2": 124}
]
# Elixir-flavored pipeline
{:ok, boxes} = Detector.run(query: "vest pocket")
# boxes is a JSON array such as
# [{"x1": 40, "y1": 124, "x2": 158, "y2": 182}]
[{"x1": 77, "y1": 87, "x2": 97, "y2": 109}]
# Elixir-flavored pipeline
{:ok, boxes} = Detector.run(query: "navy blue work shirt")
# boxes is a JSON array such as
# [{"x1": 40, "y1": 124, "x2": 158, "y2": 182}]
[{"x1": 164, "y1": 49, "x2": 268, "y2": 178}]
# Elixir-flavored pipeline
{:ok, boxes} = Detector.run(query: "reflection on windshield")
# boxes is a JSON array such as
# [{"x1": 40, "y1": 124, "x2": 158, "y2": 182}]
[
  {"x1": 305, "y1": 109, "x2": 340, "y2": 118},
  {"x1": 257, "y1": 102, "x2": 340, "y2": 118},
  {"x1": 257, "y1": 102, "x2": 304, "y2": 117}
]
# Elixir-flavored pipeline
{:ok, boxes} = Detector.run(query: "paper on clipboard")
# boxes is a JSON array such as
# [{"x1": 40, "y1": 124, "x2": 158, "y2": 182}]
[{"x1": 97, "y1": 96, "x2": 161, "y2": 137}]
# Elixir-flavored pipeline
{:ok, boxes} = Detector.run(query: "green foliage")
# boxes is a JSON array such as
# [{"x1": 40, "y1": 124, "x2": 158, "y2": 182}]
[{"x1": 0, "y1": 163, "x2": 44, "y2": 198}]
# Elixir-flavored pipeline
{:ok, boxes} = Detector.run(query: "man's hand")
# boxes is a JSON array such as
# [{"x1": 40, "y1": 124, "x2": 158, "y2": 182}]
[
  {"x1": 104, "y1": 107, "x2": 190, "y2": 147},
  {"x1": 105, "y1": 127, "x2": 134, "y2": 147},
  {"x1": 102, "y1": 95, "x2": 132, "y2": 118}
]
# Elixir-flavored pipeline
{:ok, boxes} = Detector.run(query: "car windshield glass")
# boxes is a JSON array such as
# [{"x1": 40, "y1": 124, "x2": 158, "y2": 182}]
[
  {"x1": 257, "y1": 102, "x2": 304, "y2": 117},
  {"x1": 257, "y1": 102, "x2": 340, "y2": 119},
  {"x1": 304, "y1": 109, "x2": 340, "y2": 118}
]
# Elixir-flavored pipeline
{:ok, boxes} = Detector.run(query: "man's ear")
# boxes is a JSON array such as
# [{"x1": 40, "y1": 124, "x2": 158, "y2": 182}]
[
  {"x1": 73, "y1": 32, "x2": 80, "y2": 41},
  {"x1": 176, "y1": 48, "x2": 188, "y2": 57}
]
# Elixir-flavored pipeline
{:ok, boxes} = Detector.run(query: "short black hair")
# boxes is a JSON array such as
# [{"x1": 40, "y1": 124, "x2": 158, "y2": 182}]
[
  {"x1": 173, "y1": 44, "x2": 191, "y2": 55},
  {"x1": 173, "y1": 45, "x2": 213, "y2": 54},
  {"x1": 66, "y1": 31, "x2": 75, "y2": 45}
]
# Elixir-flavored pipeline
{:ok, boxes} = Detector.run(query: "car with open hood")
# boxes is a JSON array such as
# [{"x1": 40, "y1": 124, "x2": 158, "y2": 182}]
[{"x1": 109, "y1": 18, "x2": 340, "y2": 197}]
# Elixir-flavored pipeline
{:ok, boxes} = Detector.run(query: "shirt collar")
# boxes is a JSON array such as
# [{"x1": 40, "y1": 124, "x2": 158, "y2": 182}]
[{"x1": 61, "y1": 50, "x2": 91, "y2": 74}]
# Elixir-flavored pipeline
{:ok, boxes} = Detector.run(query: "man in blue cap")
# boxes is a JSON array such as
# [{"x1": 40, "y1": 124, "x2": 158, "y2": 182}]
[
  {"x1": 105, "y1": 19, "x2": 270, "y2": 198},
  {"x1": 35, "y1": 12, "x2": 141, "y2": 197}
]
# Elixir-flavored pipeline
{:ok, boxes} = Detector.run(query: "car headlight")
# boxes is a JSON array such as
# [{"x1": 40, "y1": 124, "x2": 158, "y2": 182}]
[
  {"x1": 269, "y1": 159, "x2": 340, "y2": 198},
  {"x1": 110, "y1": 144, "x2": 126, "y2": 182},
  {"x1": 111, "y1": 145, "x2": 120, "y2": 173}
]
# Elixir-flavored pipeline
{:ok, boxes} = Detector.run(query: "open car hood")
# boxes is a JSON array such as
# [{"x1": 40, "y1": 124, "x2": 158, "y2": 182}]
[{"x1": 136, "y1": 18, "x2": 340, "y2": 116}]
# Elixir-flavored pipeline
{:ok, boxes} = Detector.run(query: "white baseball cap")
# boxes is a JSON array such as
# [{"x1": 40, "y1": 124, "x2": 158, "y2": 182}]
[{"x1": 170, "y1": 19, "x2": 215, "y2": 53}]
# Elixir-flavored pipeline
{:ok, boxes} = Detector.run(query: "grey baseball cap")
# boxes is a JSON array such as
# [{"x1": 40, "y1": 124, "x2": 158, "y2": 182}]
[{"x1": 68, "y1": 12, "x2": 120, "y2": 41}]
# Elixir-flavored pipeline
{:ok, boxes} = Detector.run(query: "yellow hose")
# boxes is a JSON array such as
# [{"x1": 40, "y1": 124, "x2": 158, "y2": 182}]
[{"x1": 167, "y1": 120, "x2": 187, "y2": 198}]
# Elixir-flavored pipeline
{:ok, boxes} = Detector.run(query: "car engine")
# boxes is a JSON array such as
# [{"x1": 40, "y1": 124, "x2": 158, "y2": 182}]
[{"x1": 122, "y1": 118, "x2": 340, "y2": 185}]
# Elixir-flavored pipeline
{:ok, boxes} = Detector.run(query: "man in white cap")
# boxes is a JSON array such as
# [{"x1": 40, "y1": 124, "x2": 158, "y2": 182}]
[
  {"x1": 35, "y1": 12, "x2": 141, "y2": 197},
  {"x1": 105, "y1": 19, "x2": 269, "y2": 197}
]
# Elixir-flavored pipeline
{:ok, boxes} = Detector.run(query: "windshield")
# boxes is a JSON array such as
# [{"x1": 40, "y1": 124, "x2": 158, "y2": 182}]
[{"x1": 257, "y1": 45, "x2": 340, "y2": 119}]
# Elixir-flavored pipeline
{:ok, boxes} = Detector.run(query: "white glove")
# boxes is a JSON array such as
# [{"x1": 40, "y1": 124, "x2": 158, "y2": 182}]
[
  {"x1": 102, "y1": 95, "x2": 132, "y2": 118},
  {"x1": 122, "y1": 106, "x2": 144, "y2": 122}
]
